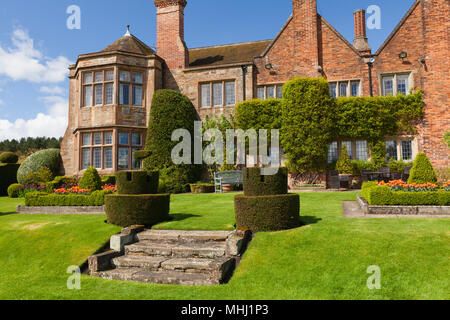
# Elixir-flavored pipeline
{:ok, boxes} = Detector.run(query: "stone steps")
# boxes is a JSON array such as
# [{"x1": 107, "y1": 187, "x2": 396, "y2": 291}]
[{"x1": 89, "y1": 228, "x2": 251, "y2": 286}]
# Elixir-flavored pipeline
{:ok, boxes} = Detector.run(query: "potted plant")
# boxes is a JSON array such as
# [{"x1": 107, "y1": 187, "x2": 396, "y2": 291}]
[{"x1": 336, "y1": 145, "x2": 353, "y2": 188}]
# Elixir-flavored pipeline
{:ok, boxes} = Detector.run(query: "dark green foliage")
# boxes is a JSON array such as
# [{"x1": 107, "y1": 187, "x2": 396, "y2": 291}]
[
  {"x1": 134, "y1": 150, "x2": 152, "y2": 160},
  {"x1": 387, "y1": 159, "x2": 412, "y2": 174},
  {"x1": 361, "y1": 181, "x2": 379, "y2": 204},
  {"x1": 101, "y1": 175, "x2": 116, "y2": 185},
  {"x1": 361, "y1": 183, "x2": 449, "y2": 206},
  {"x1": 0, "y1": 163, "x2": 20, "y2": 196},
  {"x1": 190, "y1": 184, "x2": 215, "y2": 194},
  {"x1": 281, "y1": 78, "x2": 337, "y2": 172},
  {"x1": 116, "y1": 170, "x2": 159, "y2": 195},
  {"x1": 143, "y1": 89, "x2": 201, "y2": 193},
  {"x1": 335, "y1": 145, "x2": 353, "y2": 174},
  {"x1": 408, "y1": 153, "x2": 437, "y2": 184},
  {"x1": 7, "y1": 183, "x2": 22, "y2": 198},
  {"x1": 235, "y1": 194, "x2": 300, "y2": 232},
  {"x1": 25, "y1": 190, "x2": 110, "y2": 206},
  {"x1": 235, "y1": 99, "x2": 282, "y2": 132},
  {"x1": 79, "y1": 167, "x2": 102, "y2": 191},
  {"x1": 0, "y1": 152, "x2": 18, "y2": 164},
  {"x1": 0, "y1": 137, "x2": 61, "y2": 154},
  {"x1": 443, "y1": 131, "x2": 450, "y2": 148},
  {"x1": 243, "y1": 167, "x2": 288, "y2": 196},
  {"x1": 21, "y1": 167, "x2": 54, "y2": 185},
  {"x1": 105, "y1": 194, "x2": 170, "y2": 227},
  {"x1": 17, "y1": 149, "x2": 61, "y2": 185}
]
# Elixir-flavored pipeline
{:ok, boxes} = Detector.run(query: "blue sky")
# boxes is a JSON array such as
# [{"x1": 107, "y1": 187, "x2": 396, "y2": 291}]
[{"x1": 0, "y1": 0, "x2": 415, "y2": 140}]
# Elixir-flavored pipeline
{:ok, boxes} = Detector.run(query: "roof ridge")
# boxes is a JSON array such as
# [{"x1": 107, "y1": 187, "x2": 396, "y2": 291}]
[{"x1": 189, "y1": 39, "x2": 272, "y2": 51}]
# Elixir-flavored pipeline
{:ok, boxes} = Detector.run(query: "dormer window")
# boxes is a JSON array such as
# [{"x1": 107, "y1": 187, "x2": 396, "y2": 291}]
[
  {"x1": 119, "y1": 70, "x2": 143, "y2": 107},
  {"x1": 82, "y1": 70, "x2": 114, "y2": 107}
]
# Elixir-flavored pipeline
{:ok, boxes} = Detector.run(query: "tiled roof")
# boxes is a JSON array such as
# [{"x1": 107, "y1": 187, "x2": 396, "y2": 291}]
[
  {"x1": 188, "y1": 40, "x2": 272, "y2": 68},
  {"x1": 102, "y1": 34, "x2": 156, "y2": 56}
]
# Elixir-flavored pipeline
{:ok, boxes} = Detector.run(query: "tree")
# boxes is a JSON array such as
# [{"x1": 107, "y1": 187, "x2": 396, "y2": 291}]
[
  {"x1": 407, "y1": 152, "x2": 437, "y2": 184},
  {"x1": 281, "y1": 78, "x2": 337, "y2": 172},
  {"x1": 336, "y1": 145, "x2": 353, "y2": 174}
]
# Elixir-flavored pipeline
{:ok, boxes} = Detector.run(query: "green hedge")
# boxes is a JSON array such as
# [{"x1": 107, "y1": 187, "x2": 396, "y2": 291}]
[
  {"x1": 7, "y1": 183, "x2": 22, "y2": 198},
  {"x1": 116, "y1": 171, "x2": 159, "y2": 195},
  {"x1": 25, "y1": 190, "x2": 110, "y2": 207},
  {"x1": 361, "y1": 182, "x2": 450, "y2": 206},
  {"x1": 105, "y1": 194, "x2": 170, "y2": 227},
  {"x1": 79, "y1": 167, "x2": 102, "y2": 191},
  {"x1": 408, "y1": 152, "x2": 437, "y2": 184},
  {"x1": 0, "y1": 152, "x2": 18, "y2": 164},
  {"x1": 243, "y1": 167, "x2": 288, "y2": 196},
  {"x1": 190, "y1": 184, "x2": 215, "y2": 194},
  {"x1": 235, "y1": 194, "x2": 300, "y2": 232},
  {"x1": 17, "y1": 149, "x2": 61, "y2": 185},
  {"x1": 0, "y1": 163, "x2": 20, "y2": 196},
  {"x1": 101, "y1": 175, "x2": 116, "y2": 185}
]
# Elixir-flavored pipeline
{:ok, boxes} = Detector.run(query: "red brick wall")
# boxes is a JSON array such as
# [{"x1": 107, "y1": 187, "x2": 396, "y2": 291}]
[{"x1": 373, "y1": 0, "x2": 449, "y2": 167}]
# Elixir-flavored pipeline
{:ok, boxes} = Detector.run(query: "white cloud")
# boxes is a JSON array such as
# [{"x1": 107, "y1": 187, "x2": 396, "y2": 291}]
[
  {"x1": 0, "y1": 28, "x2": 72, "y2": 83},
  {"x1": 40, "y1": 86, "x2": 65, "y2": 95},
  {"x1": 0, "y1": 96, "x2": 68, "y2": 140}
]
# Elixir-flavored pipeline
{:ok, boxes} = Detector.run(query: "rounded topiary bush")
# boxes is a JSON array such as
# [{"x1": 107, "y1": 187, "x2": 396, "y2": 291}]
[
  {"x1": 243, "y1": 167, "x2": 288, "y2": 196},
  {"x1": 17, "y1": 149, "x2": 61, "y2": 185},
  {"x1": 105, "y1": 194, "x2": 170, "y2": 227},
  {"x1": 0, "y1": 152, "x2": 18, "y2": 164},
  {"x1": 407, "y1": 152, "x2": 437, "y2": 184},
  {"x1": 79, "y1": 167, "x2": 102, "y2": 191},
  {"x1": 116, "y1": 170, "x2": 159, "y2": 195},
  {"x1": 235, "y1": 194, "x2": 300, "y2": 232},
  {"x1": 7, "y1": 183, "x2": 23, "y2": 198},
  {"x1": 336, "y1": 145, "x2": 353, "y2": 174}
]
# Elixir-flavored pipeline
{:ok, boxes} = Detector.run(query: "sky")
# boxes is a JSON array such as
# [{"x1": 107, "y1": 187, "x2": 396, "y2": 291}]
[{"x1": 0, "y1": 0, "x2": 416, "y2": 141}]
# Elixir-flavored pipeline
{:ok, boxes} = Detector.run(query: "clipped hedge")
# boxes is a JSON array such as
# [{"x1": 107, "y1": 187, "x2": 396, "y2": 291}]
[
  {"x1": 0, "y1": 163, "x2": 20, "y2": 196},
  {"x1": 408, "y1": 152, "x2": 437, "y2": 184},
  {"x1": 7, "y1": 183, "x2": 22, "y2": 198},
  {"x1": 25, "y1": 190, "x2": 111, "y2": 207},
  {"x1": 105, "y1": 194, "x2": 170, "y2": 227},
  {"x1": 116, "y1": 170, "x2": 159, "y2": 195},
  {"x1": 243, "y1": 167, "x2": 288, "y2": 196},
  {"x1": 101, "y1": 175, "x2": 116, "y2": 185},
  {"x1": 190, "y1": 184, "x2": 215, "y2": 194},
  {"x1": 235, "y1": 194, "x2": 300, "y2": 232},
  {"x1": 361, "y1": 182, "x2": 450, "y2": 206},
  {"x1": 17, "y1": 149, "x2": 61, "y2": 185},
  {"x1": 79, "y1": 167, "x2": 102, "y2": 191},
  {"x1": 0, "y1": 152, "x2": 18, "y2": 164}
]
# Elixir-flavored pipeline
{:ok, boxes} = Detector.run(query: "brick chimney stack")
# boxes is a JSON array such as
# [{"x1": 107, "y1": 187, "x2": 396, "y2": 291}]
[
  {"x1": 353, "y1": 9, "x2": 371, "y2": 55},
  {"x1": 292, "y1": 0, "x2": 321, "y2": 76},
  {"x1": 154, "y1": 0, "x2": 189, "y2": 69}
]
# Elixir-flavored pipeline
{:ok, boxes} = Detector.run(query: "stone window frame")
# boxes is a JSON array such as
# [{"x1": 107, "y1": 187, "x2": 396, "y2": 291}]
[
  {"x1": 118, "y1": 69, "x2": 146, "y2": 107},
  {"x1": 116, "y1": 129, "x2": 144, "y2": 171},
  {"x1": 379, "y1": 72, "x2": 413, "y2": 96},
  {"x1": 82, "y1": 69, "x2": 115, "y2": 107},
  {"x1": 328, "y1": 79, "x2": 362, "y2": 98},
  {"x1": 256, "y1": 83, "x2": 284, "y2": 100},
  {"x1": 385, "y1": 136, "x2": 417, "y2": 162},
  {"x1": 79, "y1": 130, "x2": 114, "y2": 170},
  {"x1": 199, "y1": 80, "x2": 236, "y2": 108},
  {"x1": 327, "y1": 139, "x2": 370, "y2": 163}
]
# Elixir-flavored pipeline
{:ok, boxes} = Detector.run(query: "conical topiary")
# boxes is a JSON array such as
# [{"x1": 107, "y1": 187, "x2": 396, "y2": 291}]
[
  {"x1": 336, "y1": 145, "x2": 353, "y2": 174},
  {"x1": 79, "y1": 167, "x2": 102, "y2": 191},
  {"x1": 407, "y1": 152, "x2": 437, "y2": 184}
]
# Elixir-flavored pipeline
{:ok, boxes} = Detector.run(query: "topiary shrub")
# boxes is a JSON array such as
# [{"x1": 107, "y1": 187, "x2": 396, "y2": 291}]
[
  {"x1": 21, "y1": 167, "x2": 54, "y2": 185},
  {"x1": 116, "y1": 171, "x2": 159, "y2": 195},
  {"x1": 17, "y1": 149, "x2": 61, "y2": 185},
  {"x1": 235, "y1": 194, "x2": 300, "y2": 232},
  {"x1": 0, "y1": 152, "x2": 18, "y2": 164},
  {"x1": 7, "y1": 183, "x2": 23, "y2": 198},
  {"x1": 336, "y1": 145, "x2": 353, "y2": 174},
  {"x1": 105, "y1": 194, "x2": 170, "y2": 227},
  {"x1": 243, "y1": 167, "x2": 288, "y2": 196},
  {"x1": 101, "y1": 175, "x2": 116, "y2": 186},
  {"x1": 0, "y1": 163, "x2": 20, "y2": 196},
  {"x1": 408, "y1": 152, "x2": 437, "y2": 184},
  {"x1": 142, "y1": 89, "x2": 201, "y2": 193},
  {"x1": 79, "y1": 167, "x2": 102, "y2": 191}
]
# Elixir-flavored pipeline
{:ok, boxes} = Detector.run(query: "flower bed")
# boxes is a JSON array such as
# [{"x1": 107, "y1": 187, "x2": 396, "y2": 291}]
[
  {"x1": 377, "y1": 180, "x2": 440, "y2": 192},
  {"x1": 362, "y1": 181, "x2": 450, "y2": 206}
]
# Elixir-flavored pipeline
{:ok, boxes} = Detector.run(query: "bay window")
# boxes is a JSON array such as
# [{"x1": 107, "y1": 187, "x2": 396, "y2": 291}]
[
  {"x1": 119, "y1": 70, "x2": 143, "y2": 106},
  {"x1": 117, "y1": 131, "x2": 143, "y2": 170},
  {"x1": 82, "y1": 70, "x2": 114, "y2": 107},
  {"x1": 80, "y1": 131, "x2": 114, "y2": 170}
]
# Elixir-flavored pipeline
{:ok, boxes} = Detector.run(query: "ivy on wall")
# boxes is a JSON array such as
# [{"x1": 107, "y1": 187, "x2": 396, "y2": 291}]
[{"x1": 234, "y1": 78, "x2": 424, "y2": 172}]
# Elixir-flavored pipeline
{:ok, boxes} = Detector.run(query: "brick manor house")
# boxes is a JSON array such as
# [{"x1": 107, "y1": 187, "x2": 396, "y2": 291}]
[{"x1": 60, "y1": 0, "x2": 449, "y2": 177}]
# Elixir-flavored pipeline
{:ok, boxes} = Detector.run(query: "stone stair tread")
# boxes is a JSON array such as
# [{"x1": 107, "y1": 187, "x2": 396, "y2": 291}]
[
  {"x1": 137, "y1": 229, "x2": 233, "y2": 242},
  {"x1": 125, "y1": 240, "x2": 227, "y2": 258},
  {"x1": 161, "y1": 256, "x2": 232, "y2": 271},
  {"x1": 112, "y1": 255, "x2": 168, "y2": 268},
  {"x1": 95, "y1": 268, "x2": 219, "y2": 286}
]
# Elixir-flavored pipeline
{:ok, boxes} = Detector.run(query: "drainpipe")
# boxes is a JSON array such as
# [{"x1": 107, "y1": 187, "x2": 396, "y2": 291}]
[
  {"x1": 367, "y1": 60, "x2": 374, "y2": 97},
  {"x1": 241, "y1": 65, "x2": 248, "y2": 101}
]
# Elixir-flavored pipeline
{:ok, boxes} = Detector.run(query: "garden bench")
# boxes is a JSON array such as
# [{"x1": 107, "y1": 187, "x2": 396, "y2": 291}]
[{"x1": 214, "y1": 171, "x2": 243, "y2": 193}]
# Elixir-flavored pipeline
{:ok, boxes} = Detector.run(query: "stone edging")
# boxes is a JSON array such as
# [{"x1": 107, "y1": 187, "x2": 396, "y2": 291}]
[
  {"x1": 16, "y1": 205, "x2": 105, "y2": 215},
  {"x1": 357, "y1": 195, "x2": 450, "y2": 215}
]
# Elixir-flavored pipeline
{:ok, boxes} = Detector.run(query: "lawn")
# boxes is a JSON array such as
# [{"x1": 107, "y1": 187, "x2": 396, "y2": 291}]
[{"x1": 0, "y1": 193, "x2": 448, "y2": 300}]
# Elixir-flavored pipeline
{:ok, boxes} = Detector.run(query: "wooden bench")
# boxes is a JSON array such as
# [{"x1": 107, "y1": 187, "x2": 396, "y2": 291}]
[{"x1": 214, "y1": 171, "x2": 243, "y2": 193}]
